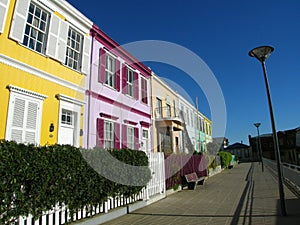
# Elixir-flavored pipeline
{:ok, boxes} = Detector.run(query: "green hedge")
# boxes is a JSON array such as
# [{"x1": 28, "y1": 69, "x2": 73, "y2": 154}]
[
  {"x1": 0, "y1": 140, "x2": 151, "y2": 224},
  {"x1": 218, "y1": 151, "x2": 232, "y2": 168}
]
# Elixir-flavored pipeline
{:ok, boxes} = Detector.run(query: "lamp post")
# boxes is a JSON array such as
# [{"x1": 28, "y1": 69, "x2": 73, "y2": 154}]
[
  {"x1": 249, "y1": 46, "x2": 287, "y2": 216},
  {"x1": 254, "y1": 123, "x2": 264, "y2": 172}
]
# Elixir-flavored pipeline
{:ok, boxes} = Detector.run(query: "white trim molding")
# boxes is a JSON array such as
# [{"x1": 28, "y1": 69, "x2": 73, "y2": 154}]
[
  {"x1": 0, "y1": 54, "x2": 85, "y2": 93},
  {"x1": 56, "y1": 94, "x2": 85, "y2": 106},
  {"x1": 7, "y1": 84, "x2": 48, "y2": 100}
]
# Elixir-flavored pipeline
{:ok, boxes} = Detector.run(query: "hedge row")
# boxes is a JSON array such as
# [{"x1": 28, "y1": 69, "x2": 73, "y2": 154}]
[
  {"x1": 218, "y1": 151, "x2": 232, "y2": 168},
  {"x1": 0, "y1": 140, "x2": 151, "y2": 224}
]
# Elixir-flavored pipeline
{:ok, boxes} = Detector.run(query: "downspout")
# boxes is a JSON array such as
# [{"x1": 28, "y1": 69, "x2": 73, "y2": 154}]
[{"x1": 87, "y1": 31, "x2": 95, "y2": 149}]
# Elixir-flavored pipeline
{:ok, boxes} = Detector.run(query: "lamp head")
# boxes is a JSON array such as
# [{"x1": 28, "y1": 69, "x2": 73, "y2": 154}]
[
  {"x1": 249, "y1": 46, "x2": 274, "y2": 62},
  {"x1": 254, "y1": 123, "x2": 261, "y2": 128}
]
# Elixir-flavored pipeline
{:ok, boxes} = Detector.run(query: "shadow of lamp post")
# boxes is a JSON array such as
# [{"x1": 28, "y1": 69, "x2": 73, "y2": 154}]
[
  {"x1": 254, "y1": 122, "x2": 264, "y2": 172},
  {"x1": 248, "y1": 46, "x2": 287, "y2": 216}
]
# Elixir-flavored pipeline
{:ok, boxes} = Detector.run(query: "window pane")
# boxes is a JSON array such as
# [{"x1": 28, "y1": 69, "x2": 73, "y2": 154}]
[{"x1": 23, "y1": 3, "x2": 49, "y2": 54}]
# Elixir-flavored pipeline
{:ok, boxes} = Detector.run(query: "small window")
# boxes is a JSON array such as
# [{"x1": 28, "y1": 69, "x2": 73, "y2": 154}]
[
  {"x1": 104, "y1": 120, "x2": 114, "y2": 149},
  {"x1": 61, "y1": 109, "x2": 73, "y2": 126},
  {"x1": 23, "y1": 3, "x2": 50, "y2": 54},
  {"x1": 105, "y1": 54, "x2": 116, "y2": 88},
  {"x1": 127, "y1": 126, "x2": 134, "y2": 149},
  {"x1": 141, "y1": 77, "x2": 148, "y2": 104},
  {"x1": 65, "y1": 27, "x2": 83, "y2": 71},
  {"x1": 127, "y1": 68, "x2": 134, "y2": 97}
]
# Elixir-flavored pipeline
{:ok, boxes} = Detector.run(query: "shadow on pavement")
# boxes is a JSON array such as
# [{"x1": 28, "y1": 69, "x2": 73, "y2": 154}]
[{"x1": 276, "y1": 199, "x2": 300, "y2": 225}]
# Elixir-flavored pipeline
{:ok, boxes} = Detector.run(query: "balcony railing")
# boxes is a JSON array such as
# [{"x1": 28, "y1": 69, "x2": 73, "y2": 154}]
[{"x1": 154, "y1": 107, "x2": 182, "y2": 120}]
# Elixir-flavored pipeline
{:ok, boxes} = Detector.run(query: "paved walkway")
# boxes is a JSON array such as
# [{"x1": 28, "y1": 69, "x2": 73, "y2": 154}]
[{"x1": 101, "y1": 162, "x2": 300, "y2": 225}]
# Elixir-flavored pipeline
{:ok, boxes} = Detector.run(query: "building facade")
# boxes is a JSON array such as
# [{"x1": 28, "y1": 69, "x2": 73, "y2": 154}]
[
  {"x1": 84, "y1": 25, "x2": 152, "y2": 151},
  {"x1": 0, "y1": 0, "x2": 92, "y2": 147},
  {"x1": 151, "y1": 73, "x2": 183, "y2": 154}
]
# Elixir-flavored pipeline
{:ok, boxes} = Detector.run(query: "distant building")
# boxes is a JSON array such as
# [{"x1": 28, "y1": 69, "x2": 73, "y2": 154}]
[
  {"x1": 224, "y1": 142, "x2": 252, "y2": 162},
  {"x1": 249, "y1": 127, "x2": 300, "y2": 165},
  {"x1": 213, "y1": 137, "x2": 229, "y2": 150}
]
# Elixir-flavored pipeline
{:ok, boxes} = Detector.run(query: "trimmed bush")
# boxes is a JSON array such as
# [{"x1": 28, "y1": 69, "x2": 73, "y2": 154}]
[
  {"x1": 218, "y1": 151, "x2": 232, "y2": 168},
  {"x1": 0, "y1": 140, "x2": 151, "y2": 224}
]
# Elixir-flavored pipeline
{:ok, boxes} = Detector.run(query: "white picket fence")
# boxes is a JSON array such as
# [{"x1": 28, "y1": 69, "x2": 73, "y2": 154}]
[{"x1": 16, "y1": 152, "x2": 165, "y2": 225}]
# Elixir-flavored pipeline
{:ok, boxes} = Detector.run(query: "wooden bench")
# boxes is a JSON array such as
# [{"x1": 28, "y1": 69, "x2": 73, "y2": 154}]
[{"x1": 182, "y1": 172, "x2": 205, "y2": 190}]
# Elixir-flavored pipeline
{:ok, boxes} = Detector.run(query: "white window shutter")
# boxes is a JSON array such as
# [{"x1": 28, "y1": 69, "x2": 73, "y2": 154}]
[
  {"x1": 81, "y1": 35, "x2": 91, "y2": 74},
  {"x1": 24, "y1": 101, "x2": 38, "y2": 144},
  {"x1": 9, "y1": 0, "x2": 30, "y2": 42},
  {"x1": 11, "y1": 97, "x2": 26, "y2": 143},
  {"x1": 46, "y1": 13, "x2": 60, "y2": 59},
  {"x1": 0, "y1": 0, "x2": 10, "y2": 33},
  {"x1": 57, "y1": 19, "x2": 68, "y2": 63}
]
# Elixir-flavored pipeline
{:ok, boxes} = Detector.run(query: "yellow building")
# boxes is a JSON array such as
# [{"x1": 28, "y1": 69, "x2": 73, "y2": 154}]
[
  {"x1": 151, "y1": 72, "x2": 184, "y2": 154},
  {"x1": 0, "y1": 0, "x2": 92, "y2": 147}
]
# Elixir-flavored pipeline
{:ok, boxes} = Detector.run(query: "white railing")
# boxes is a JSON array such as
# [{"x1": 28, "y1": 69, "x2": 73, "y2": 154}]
[{"x1": 16, "y1": 152, "x2": 165, "y2": 225}]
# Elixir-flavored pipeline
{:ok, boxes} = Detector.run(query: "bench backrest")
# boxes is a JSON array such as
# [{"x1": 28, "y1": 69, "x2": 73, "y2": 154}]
[{"x1": 185, "y1": 172, "x2": 198, "y2": 182}]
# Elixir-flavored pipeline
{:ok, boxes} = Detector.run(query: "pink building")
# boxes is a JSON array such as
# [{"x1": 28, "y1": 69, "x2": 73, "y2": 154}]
[{"x1": 84, "y1": 25, "x2": 152, "y2": 151}]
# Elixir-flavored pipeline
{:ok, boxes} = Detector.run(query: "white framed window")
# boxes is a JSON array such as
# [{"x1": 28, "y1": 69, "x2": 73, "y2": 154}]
[
  {"x1": 156, "y1": 98, "x2": 162, "y2": 118},
  {"x1": 141, "y1": 77, "x2": 148, "y2": 104},
  {"x1": 142, "y1": 129, "x2": 149, "y2": 151},
  {"x1": 105, "y1": 54, "x2": 116, "y2": 88},
  {"x1": 5, "y1": 85, "x2": 46, "y2": 145},
  {"x1": 127, "y1": 68, "x2": 134, "y2": 97},
  {"x1": 61, "y1": 109, "x2": 73, "y2": 126},
  {"x1": 127, "y1": 126, "x2": 134, "y2": 149},
  {"x1": 166, "y1": 104, "x2": 171, "y2": 117},
  {"x1": 65, "y1": 27, "x2": 83, "y2": 71},
  {"x1": 23, "y1": 2, "x2": 50, "y2": 54},
  {"x1": 104, "y1": 120, "x2": 114, "y2": 149}
]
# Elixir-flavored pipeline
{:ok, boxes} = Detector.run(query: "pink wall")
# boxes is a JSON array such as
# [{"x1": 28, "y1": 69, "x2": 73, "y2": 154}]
[{"x1": 84, "y1": 25, "x2": 152, "y2": 150}]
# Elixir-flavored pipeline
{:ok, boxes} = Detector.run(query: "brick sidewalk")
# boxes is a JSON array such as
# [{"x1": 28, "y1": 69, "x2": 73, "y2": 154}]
[{"x1": 100, "y1": 162, "x2": 300, "y2": 225}]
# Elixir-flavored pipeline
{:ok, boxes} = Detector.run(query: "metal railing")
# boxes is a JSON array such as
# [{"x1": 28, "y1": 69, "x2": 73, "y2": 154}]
[{"x1": 154, "y1": 107, "x2": 182, "y2": 120}]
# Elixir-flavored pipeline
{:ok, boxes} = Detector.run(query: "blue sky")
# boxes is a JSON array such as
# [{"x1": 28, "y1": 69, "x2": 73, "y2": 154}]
[{"x1": 68, "y1": 0, "x2": 300, "y2": 145}]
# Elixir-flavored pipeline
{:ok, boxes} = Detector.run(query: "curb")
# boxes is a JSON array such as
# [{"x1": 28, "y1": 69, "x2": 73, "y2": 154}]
[{"x1": 73, "y1": 193, "x2": 166, "y2": 225}]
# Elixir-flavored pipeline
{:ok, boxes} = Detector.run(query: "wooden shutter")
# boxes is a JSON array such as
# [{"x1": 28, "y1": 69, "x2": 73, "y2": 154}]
[
  {"x1": 10, "y1": 97, "x2": 39, "y2": 144},
  {"x1": 134, "y1": 127, "x2": 139, "y2": 150},
  {"x1": 57, "y1": 19, "x2": 68, "y2": 63},
  {"x1": 122, "y1": 124, "x2": 127, "y2": 148},
  {"x1": 122, "y1": 65, "x2": 127, "y2": 94},
  {"x1": 9, "y1": 0, "x2": 30, "y2": 42},
  {"x1": 24, "y1": 101, "x2": 38, "y2": 143},
  {"x1": 46, "y1": 13, "x2": 60, "y2": 59},
  {"x1": 115, "y1": 59, "x2": 120, "y2": 91},
  {"x1": 134, "y1": 72, "x2": 139, "y2": 100},
  {"x1": 0, "y1": 0, "x2": 10, "y2": 33},
  {"x1": 114, "y1": 122, "x2": 120, "y2": 150},
  {"x1": 81, "y1": 35, "x2": 91, "y2": 75},
  {"x1": 98, "y1": 48, "x2": 106, "y2": 83},
  {"x1": 10, "y1": 97, "x2": 26, "y2": 143},
  {"x1": 96, "y1": 118, "x2": 104, "y2": 147}
]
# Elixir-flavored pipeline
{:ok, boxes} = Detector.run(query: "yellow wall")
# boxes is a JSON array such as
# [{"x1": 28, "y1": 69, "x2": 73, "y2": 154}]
[
  {"x1": 151, "y1": 74, "x2": 179, "y2": 152},
  {"x1": 0, "y1": 0, "x2": 85, "y2": 146}
]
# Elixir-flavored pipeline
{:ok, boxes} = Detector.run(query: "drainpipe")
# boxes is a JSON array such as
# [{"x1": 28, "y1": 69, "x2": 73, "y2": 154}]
[{"x1": 86, "y1": 31, "x2": 95, "y2": 149}]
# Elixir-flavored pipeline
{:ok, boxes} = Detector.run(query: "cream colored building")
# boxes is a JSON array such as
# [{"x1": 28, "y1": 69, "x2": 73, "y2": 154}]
[{"x1": 151, "y1": 73, "x2": 183, "y2": 154}]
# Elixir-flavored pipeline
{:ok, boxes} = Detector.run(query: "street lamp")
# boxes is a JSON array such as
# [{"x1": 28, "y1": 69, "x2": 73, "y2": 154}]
[
  {"x1": 254, "y1": 123, "x2": 264, "y2": 172},
  {"x1": 249, "y1": 46, "x2": 287, "y2": 216}
]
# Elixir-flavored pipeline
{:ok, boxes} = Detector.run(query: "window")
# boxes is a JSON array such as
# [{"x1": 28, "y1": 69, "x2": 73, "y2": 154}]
[
  {"x1": 141, "y1": 77, "x2": 148, "y2": 104},
  {"x1": 127, "y1": 126, "x2": 134, "y2": 149},
  {"x1": 142, "y1": 129, "x2": 149, "y2": 151},
  {"x1": 61, "y1": 109, "x2": 73, "y2": 126},
  {"x1": 106, "y1": 54, "x2": 116, "y2": 88},
  {"x1": 104, "y1": 120, "x2": 114, "y2": 149},
  {"x1": 166, "y1": 104, "x2": 171, "y2": 117},
  {"x1": 23, "y1": 3, "x2": 50, "y2": 54},
  {"x1": 156, "y1": 98, "x2": 162, "y2": 118},
  {"x1": 65, "y1": 27, "x2": 83, "y2": 70},
  {"x1": 127, "y1": 68, "x2": 134, "y2": 97}
]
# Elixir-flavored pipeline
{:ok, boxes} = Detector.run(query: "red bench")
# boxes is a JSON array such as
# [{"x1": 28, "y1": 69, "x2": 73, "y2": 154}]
[{"x1": 182, "y1": 172, "x2": 205, "y2": 190}]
